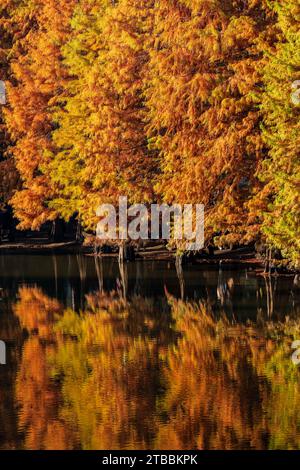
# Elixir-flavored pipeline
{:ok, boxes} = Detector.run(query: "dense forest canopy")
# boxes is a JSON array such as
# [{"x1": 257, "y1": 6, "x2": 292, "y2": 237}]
[{"x1": 0, "y1": 0, "x2": 299, "y2": 266}]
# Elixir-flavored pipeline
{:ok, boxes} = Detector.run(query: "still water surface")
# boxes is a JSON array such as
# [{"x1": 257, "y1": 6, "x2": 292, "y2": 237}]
[{"x1": 0, "y1": 254, "x2": 300, "y2": 450}]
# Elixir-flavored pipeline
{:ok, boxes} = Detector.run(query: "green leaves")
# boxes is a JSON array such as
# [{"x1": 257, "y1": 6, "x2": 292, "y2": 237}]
[{"x1": 258, "y1": 0, "x2": 300, "y2": 267}]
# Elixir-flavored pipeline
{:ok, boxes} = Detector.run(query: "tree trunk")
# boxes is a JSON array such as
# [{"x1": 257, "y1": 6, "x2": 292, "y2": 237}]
[
  {"x1": 76, "y1": 218, "x2": 83, "y2": 243},
  {"x1": 50, "y1": 219, "x2": 65, "y2": 242},
  {"x1": 118, "y1": 258, "x2": 128, "y2": 299},
  {"x1": 119, "y1": 240, "x2": 135, "y2": 263}
]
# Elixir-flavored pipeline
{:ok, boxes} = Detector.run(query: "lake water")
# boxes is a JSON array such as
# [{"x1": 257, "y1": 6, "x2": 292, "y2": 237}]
[{"x1": 0, "y1": 254, "x2": 300, "y2": 450}]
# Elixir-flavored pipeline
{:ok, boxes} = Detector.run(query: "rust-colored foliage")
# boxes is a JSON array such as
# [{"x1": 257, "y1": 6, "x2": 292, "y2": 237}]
[
  {"x1": 4, "y1": 0, "x2": 76, "y2": 230},
  {"x1": 146, "y1": 0, "x2": 277, "y2": 247},
  {"x1": 0, "y1": 0, "x2": 298, "y2": 264}
]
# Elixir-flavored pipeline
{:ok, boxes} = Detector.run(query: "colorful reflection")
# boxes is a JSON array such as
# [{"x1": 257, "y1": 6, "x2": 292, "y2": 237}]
[{"x1": 7, "y1": 284, "x2": 300, "y2": 450}]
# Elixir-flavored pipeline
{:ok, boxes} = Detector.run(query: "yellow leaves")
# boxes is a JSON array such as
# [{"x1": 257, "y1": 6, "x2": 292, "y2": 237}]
[
  {"x1": 223, "y1": 16, "x2": 257, "y2": 52},
  {"x1": 1, "y1": 0, "x2": 297, "y2": 264},
  {"x1": 47, "y1": 0, "x2": 157, "y2": 229}
]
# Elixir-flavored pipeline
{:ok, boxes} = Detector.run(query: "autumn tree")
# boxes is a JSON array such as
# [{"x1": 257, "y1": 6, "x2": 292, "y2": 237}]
[
  {"x1": 48, "y1": 0, "x2": 157, "y2": 232},
  {"x1": 146, "y1": 0, "x2": 276, "y2": 248},
  {"x1": 0, "y1": 1, "x2": 19, "y2": 215},
  {"x1": 4, "y1": 0, "x2": 76, "y2": 230},
  {"x1": 0, "y1": 0, "x2": 298, "y2": 266},
  {"x1": 0, "y1": 0, "x2": 12, "y2": 157}
]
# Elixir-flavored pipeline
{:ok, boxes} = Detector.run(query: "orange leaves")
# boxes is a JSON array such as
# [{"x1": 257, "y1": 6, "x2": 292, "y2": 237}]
[
  {"x1": 0, "y1": 0, "x2": 297, "y2": 262},
  {"x1": 4, "y1": 0, "x2": 76, "y2": 230},
  {"x1": 146, "y1": 0, "x2": 276, "y2": 246}
]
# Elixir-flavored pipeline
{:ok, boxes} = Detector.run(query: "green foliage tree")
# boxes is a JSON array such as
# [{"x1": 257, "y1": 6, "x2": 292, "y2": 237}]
[{"x1": 256, "y1": 0, "x2": 300, "y2": 267}]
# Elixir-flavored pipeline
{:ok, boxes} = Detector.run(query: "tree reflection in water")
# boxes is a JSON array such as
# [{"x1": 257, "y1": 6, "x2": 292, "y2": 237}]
[{"x1": 11, "y1": 284, "x2": 300, "y2": 450}]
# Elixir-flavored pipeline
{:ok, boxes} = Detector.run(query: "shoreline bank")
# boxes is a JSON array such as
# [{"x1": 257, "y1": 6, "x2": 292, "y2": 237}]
[{"x1": 0, "y1": 241, "x2": 298, "y2": 276}]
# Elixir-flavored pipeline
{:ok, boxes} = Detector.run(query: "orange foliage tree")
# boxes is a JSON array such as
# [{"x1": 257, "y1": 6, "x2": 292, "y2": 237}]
[
  {"x1": 4, "y1": 0, "x2": 77, "y2": 230},
  {"x1": 0, "y1": 1, "x2": 19, "y2": 213},
  {"x1": 146, "y1": 0, "x2": 276, "y2": 247}
]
